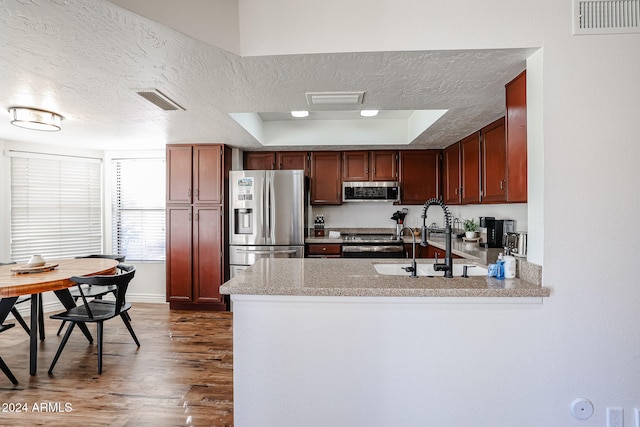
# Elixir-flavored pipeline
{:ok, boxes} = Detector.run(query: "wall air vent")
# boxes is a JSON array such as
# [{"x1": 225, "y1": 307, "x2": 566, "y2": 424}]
[
  {"x1": 573, "y1": 0, "x2": 640, "y2": 34},
  {"x1": 136, "y1": 89, "x2": 185, "y2": 111}
]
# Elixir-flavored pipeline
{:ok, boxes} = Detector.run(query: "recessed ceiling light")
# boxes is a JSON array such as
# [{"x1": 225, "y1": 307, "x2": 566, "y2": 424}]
[
  {"x1": 291, "y1": 110, "x2": 309, "y2": 118},
  {"x1": 360, "y1": 110, "x2": 379, "y2": 117},
  {"x1": 8, "y1": 106, "x2": 63, "y2": 131}
]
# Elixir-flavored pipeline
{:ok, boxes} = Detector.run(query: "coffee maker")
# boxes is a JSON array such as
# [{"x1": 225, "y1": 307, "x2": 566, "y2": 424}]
[{"x1": 479, "y1": 217, "x2": 515, "y2": 248}]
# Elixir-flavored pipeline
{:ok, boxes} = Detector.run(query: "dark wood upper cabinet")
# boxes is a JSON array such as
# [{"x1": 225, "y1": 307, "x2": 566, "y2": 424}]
[
  {"x1": 243, "y1": 152, "x2": 275, "y2": 170},
  {"x1": 506, "y1": 70, "x2": 527, "y2": 202},
  {"x1": 481, "y1": 117, "x2": 508, "y2": 203},
  {"x1": 343, "y1": 151, "x2": 369, "y2": 181},
  {"x1": 166, "y1": 145, "x2": 193, "y2": 204},
  {"x1": 310, "y1": 151, "x2": 342, "y2": 205},
  {"x1": 442, "y1": 142, "x2": 461, "y2": 205},
  {"x1": 370, "y1": 151, "x2": 398, "y2": 181},
  {"x1": 460, "y1": 132, "x2": 482, "y2": 204},
  {"x1": 193, "y1": 145, "x2": 224, "y2": 204},
  {"x1": 277, "y1": 152, "x2": 309, "y2": 175},
  {"x1": 399, "y1": 150, "x2": 441, "y2": 204},
  {"x1": 343, "y1": 150, "x2": 398, "y2": 181}
]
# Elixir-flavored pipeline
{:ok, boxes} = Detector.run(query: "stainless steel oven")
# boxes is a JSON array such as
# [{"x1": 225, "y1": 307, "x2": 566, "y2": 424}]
[{"x1": 341, "y1": 233, "x2": 405, "y2": 258}]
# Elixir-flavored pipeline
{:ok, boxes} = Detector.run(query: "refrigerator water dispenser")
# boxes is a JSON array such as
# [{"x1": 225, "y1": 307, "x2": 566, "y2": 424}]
[{"x1": 234, "y1": 208, "x2": 253, "y2": 234}]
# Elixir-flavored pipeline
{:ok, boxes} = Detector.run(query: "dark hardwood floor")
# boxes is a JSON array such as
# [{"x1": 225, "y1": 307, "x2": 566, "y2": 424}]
[{"x1": 0, "y1": 303, "x2": 233, "y2": 426}]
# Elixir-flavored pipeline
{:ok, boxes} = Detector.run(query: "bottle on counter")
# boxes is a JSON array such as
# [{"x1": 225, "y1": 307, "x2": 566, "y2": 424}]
[
  {"x1": 503, "y1": 254, "x2": 516, "y2": 279},
  {"x1": 496, "y1": 253, "x2": 505, "y2": 280}
]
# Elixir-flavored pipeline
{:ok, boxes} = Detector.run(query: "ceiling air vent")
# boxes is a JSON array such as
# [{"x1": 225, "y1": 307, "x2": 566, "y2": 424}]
[
  {"x1": 573, "y1": 0, "x2": 640, "y2": 34},
  {"x1": 136, "y1": 89, "x2": 185, "y2": 111}
]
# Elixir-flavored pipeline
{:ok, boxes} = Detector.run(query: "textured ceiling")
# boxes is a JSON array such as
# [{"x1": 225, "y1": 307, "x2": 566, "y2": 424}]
[{"x1": 0, "y1": 0, "x2": 535, "y2": 151}]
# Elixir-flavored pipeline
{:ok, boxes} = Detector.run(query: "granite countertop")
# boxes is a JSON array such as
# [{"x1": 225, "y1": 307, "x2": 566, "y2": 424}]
[{"x1": 220, "y1": 258, "x2": 550, "y2": 298}]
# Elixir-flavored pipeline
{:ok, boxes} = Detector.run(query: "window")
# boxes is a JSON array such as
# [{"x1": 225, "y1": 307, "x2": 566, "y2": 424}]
[
  {"x1": 112, "y1": 158, "x2": 165, "y2": 261},
  {"x1": 10, "y1": 152, "x2": 103, "y2": 262}
]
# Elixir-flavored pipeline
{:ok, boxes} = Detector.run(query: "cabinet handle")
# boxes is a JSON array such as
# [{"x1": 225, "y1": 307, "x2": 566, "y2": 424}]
[
  {"x1": 322, "y1": 247, "x2": 327, "y2": 251},
  {"x1": 499, "y1": 180, "x2": 504, "y2": 190},
  {"x1": 188, "y1": 189, "x2": 192, "y2": 197},
  {"x1": 195, "y1": 213, "x2": 199, "y2": 221},
  {"x1": 195, "y1": 189, "x2": 199, "y2": 198},
  {"x1": 454, "y1": 188, "x2": 458, "y2": 195},
  {"x1": 188, "y1": 213, "x2": 192, "y2": 221}
]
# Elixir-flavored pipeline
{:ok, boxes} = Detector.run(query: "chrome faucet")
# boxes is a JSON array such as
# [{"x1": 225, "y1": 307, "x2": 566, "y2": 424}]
[
  {"x1": 399, "y1": 226, "x2": 418, "y2": 278},
  {"x1": 420, "y1": 198, "x2": 454, "y2": 278}
]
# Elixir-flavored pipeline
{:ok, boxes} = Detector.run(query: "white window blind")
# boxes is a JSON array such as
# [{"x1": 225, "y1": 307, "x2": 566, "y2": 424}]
[
  {"x1": 112, "y1": 158, "x2": 165, "y2": 261},
  {"x1": 10, "y1": 153, "x2": 103, "y2": 263}
]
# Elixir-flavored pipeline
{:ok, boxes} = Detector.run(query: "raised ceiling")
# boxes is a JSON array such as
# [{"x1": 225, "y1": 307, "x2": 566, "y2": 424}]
[{"x1": 0, "y1": 0, "x2": 535, "y2": 151}]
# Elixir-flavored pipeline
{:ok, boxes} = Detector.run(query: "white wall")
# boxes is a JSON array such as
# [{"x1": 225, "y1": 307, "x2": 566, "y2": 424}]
[
  {"x1": 235, "y1": 1, "x2": 640, "y2": 426},
  {"x1": 312, "y1": 203, "x2": 529, "y2": 232}
]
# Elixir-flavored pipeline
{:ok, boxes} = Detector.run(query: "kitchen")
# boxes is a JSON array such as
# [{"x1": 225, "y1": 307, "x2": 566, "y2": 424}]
[{"x1": 1, "y1": 0, "x2": 639, "y2": 426}]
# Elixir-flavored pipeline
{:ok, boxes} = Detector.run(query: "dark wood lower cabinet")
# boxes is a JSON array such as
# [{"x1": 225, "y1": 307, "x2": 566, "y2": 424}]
[{"x1": 306, "y1": 243, "x2": 342, "y2": 258}]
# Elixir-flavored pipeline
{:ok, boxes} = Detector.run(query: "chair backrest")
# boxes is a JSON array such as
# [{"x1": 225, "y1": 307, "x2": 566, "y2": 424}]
[
  {"x1": 76, "y1": 254, "x2": 126, "y2": 263},
  {"x1": 70, "y1": 264, "x2": 136, "y2": 316}
]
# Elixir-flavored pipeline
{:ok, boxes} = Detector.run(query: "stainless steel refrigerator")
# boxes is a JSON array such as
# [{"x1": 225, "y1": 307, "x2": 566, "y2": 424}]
[{"x1": 229, "y1": 170, "x2": 306, "y2": 277}]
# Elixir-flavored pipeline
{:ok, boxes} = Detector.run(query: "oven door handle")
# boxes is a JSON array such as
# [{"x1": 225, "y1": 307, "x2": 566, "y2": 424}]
[{"x1": 236, "y1": 249, "x2": 298, "y2": 255}]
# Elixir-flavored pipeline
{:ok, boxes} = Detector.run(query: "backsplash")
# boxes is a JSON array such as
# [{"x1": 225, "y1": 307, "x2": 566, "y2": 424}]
[{"x1": 311, "y1": 202, "x2": 529, "y2": 233}]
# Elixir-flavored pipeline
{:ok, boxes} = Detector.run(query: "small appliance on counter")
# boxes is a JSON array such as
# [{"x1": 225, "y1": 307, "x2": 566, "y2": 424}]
[
  {"x1": 504, "y1": 231, "x2": 528, "y2": 258},
  {"x1": 479, "y1": 217, "x2": 515, "y2": 248}
]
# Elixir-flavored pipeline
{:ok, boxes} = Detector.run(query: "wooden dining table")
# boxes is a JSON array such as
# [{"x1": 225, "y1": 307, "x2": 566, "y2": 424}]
[{"x1": 0, "y1": 258, "x2": 118, "y2": 375}]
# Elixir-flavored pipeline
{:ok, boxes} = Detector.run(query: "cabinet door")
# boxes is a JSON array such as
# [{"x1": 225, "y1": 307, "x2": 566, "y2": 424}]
[
  {"x1": 244, "y1": 152, "x2": 276, "y2": 170},
  {"x1": 342, "y1": 151, "x2": 369, "y2": 181},
  {"x1": 460, "y1": 132, "x2": 481, "y2": 204},
  {"x1": 399, "y1": 150, "x2": 441, "y2": 204},
  {"x1": 167, "y1": 145, "x2": 193, "y2": 204},
  {"x1": 277, "y1": 152, "x2": 309, "y2": 175},
  {"x1": 481, "y1": 118, "x2": 507, "y2": 203},
  {"x1": 442, "y1": 142, "x2": 461, "y2": 205},
  {"x1": 310, "y1": 152, "x2": 342, "y2": 204},
  {"x1": 506, "y1": 70, "x2": 527, "y2": 202},
  {"x1": 166, "y1": 206, "x2": 193, "y2": 302},
  {"x1": 371, "y1": 151, "x2": 398, "y2": 181},
  {"x1": 193, "y1": 205, "x2": 223, "y2": 303},
  {"x1": 193, "y1": 145, "x2": 223, "y2": 204}
]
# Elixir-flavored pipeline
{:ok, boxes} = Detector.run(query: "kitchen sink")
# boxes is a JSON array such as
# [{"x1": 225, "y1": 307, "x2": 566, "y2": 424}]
[{"x1": 373, "y1": 263, "x2": 488, "y2": 277}]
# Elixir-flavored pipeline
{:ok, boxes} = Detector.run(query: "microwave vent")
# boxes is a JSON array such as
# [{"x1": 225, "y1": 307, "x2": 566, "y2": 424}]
[{"x1": 573, "y1": 0, "x2": 640, "y2": 34}]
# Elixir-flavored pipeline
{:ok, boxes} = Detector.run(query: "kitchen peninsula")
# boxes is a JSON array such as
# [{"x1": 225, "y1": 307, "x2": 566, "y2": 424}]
[{"x1": 220, "y1": 256, "x2": 549, "y2": 426}]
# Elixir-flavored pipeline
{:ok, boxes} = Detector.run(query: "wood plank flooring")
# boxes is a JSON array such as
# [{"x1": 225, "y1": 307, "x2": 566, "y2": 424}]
[{"x1": 0, "y1": 303, "x2": 233, "y2": 426}]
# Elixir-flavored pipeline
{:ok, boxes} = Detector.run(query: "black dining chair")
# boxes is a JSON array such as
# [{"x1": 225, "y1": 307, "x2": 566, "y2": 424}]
[
  {"x1": 0, "y1": 262, "x2": 44, "y2": 341},
  {"x1": 55, "y1": 255, "x2": 126, "y2": 336},
  {"x1": 0, "y1": 295, "x2": 19, "y2": 385},
  {"x1": 48, "y1": 264, "x2": 139, "y2": 374}
]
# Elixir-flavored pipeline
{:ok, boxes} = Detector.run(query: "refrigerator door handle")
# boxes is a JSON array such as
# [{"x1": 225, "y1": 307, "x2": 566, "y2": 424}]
[{"x1": 266, "y1": 173, "x2": 274, "y2": 244}]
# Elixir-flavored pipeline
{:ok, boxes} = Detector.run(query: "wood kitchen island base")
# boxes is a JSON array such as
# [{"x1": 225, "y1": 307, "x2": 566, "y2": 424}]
[{"x1": 221, "y1": 258, "x2": 549, "y2": 427}]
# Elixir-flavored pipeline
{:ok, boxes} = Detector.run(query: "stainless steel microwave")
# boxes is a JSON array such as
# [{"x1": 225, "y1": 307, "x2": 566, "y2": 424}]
[{"x1": 342, "y1": 181, "x2": 400, "y2": 202}]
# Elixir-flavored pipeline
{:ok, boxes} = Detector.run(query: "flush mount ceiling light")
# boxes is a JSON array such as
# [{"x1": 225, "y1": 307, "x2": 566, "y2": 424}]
[
  {"x1": 8, "y1": 107, "x2": 63, "y2": 131},
  {"x1": 360, "y1": 110, "x2": 379, "y2": 117},
  {"x1": 291, "y1": 110, "x2": 309, "y2": 118}
]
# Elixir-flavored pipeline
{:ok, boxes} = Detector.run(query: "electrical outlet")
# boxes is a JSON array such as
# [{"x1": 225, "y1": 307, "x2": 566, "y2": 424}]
[{"x1": 607, "y1": 407, "x2": 624, "y2": 427}]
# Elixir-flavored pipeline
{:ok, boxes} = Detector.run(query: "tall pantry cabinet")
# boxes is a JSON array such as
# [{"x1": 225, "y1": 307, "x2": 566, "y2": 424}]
[{"x1": 166, "y1": 144, "x2": 231, "y2": 311}]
